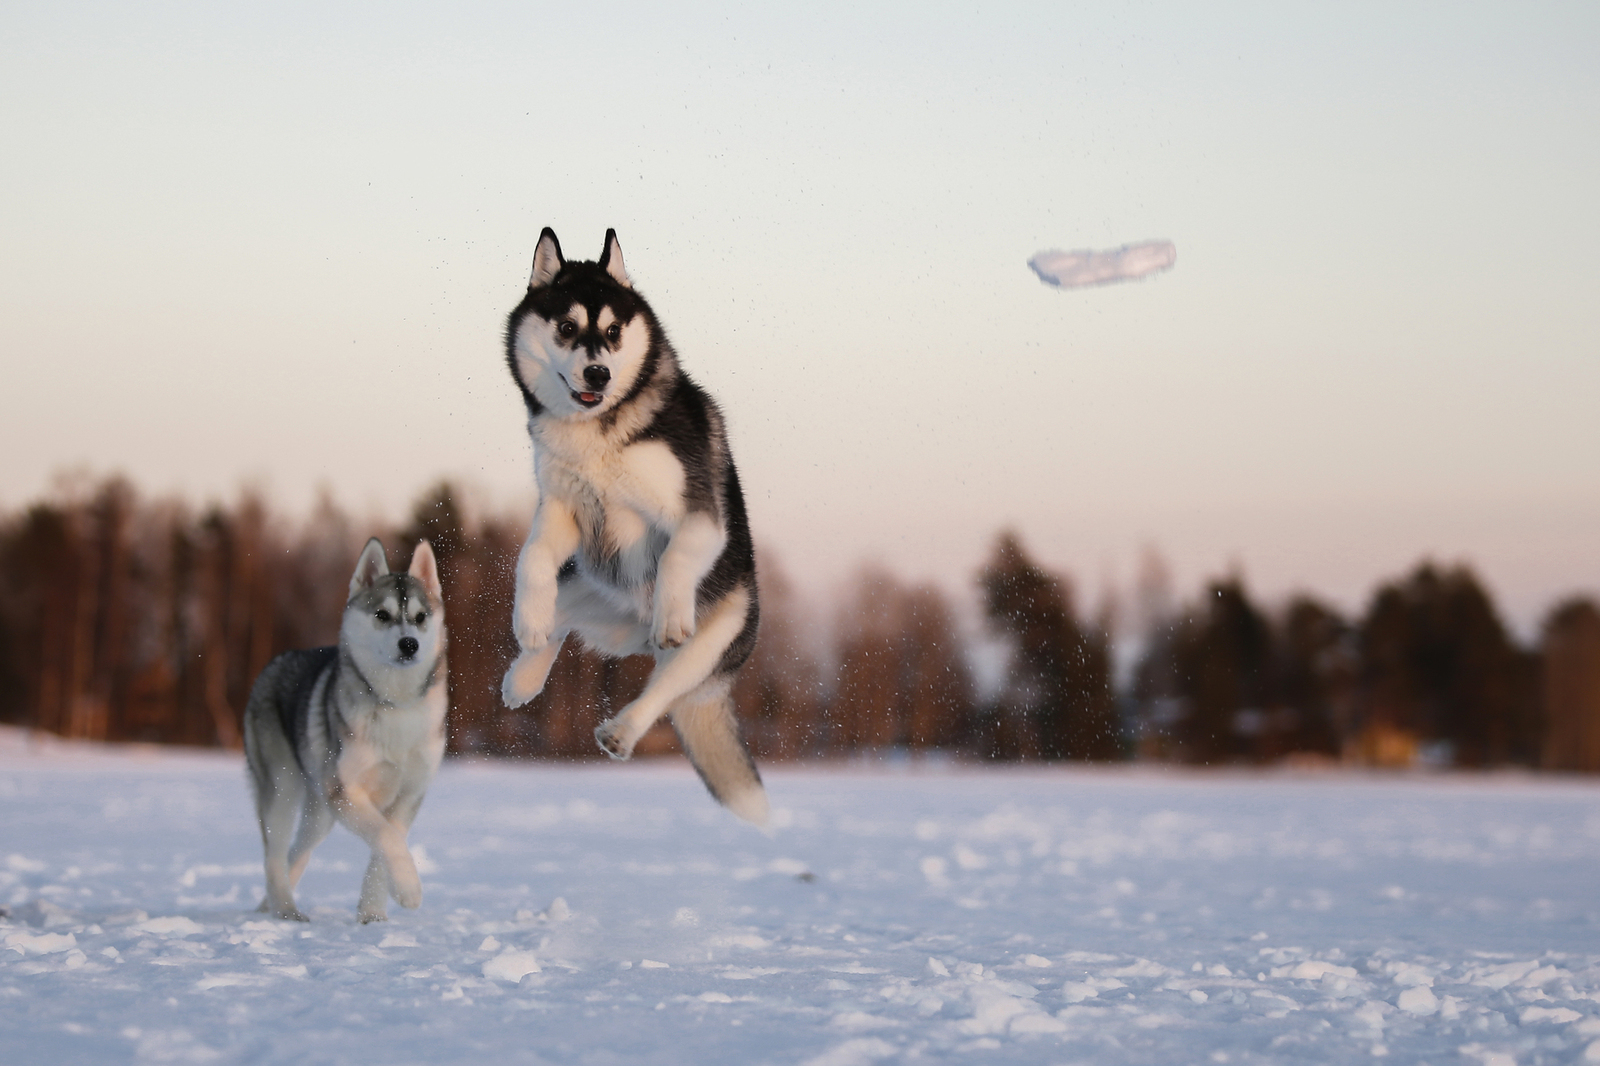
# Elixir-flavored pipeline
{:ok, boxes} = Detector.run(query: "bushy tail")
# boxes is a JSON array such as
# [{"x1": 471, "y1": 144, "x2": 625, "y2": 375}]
[{"x1": 671, "y1": 677, "x2": 768, "y2": 827}]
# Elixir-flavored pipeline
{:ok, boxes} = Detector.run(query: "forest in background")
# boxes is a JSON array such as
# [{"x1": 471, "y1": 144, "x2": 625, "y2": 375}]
[{"x1": 2, "y1": 475, "x2": 1599, "y2": 771}]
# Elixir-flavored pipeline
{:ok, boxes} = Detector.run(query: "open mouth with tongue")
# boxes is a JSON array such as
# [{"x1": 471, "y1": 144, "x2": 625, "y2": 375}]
[{"x1": 570, "y1": 389, "x2": 604, "y2": 409}]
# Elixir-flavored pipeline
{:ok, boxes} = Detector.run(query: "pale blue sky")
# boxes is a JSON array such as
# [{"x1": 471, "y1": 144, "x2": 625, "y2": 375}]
[{"x1": 2, "y1": 1, "x2": 1597, "y2": 631}]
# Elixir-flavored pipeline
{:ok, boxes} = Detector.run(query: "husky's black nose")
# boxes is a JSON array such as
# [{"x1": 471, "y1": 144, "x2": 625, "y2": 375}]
[
  {"x1": 398, "y1": 636, "x2": 419, "y2": 659},
  {"x1": 582, "y1": 364, "x2": 610, "y2": 390}
]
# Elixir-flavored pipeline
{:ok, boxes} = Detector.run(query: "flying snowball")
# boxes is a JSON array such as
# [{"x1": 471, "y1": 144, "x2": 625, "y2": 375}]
[{"x1": 1029, "y1": 240, "x2": 1176, "y2": 289}]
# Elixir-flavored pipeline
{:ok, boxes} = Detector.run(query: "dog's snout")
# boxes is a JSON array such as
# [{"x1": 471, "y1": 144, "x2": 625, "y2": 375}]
[
  {"x1": 582, "y1": 364, "x2": 611, "y2": 390},
  {"x1": 398, "y1": 636, "x2": 419, "y2": 659}
]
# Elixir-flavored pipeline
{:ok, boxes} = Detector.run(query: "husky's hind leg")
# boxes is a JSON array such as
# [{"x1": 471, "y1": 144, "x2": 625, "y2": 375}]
[
  {"x1": 670, "y1": 676, "x2": 768, "y2": 826},
  {"x1": 255, "y1": 769, "x2": 310, "y2": 921},
  {"x1": 286, "y1": 797, "x2": 335, "y2": 891},
  {"x1": 594, "y1": 586, "x2": 750, "y2": 761}
]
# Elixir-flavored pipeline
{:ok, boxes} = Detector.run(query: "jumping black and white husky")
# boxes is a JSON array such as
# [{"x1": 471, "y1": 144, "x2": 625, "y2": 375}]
[
  {"x1": 243, "y1": 538, "x2": 448, "y2": 922},
  {"x1": 500, "y1": 227, "x2": 767, "y2": 826}
]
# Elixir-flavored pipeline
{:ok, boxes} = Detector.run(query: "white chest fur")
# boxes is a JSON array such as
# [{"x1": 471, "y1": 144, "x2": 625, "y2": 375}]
[
  {"x1": 534, "y1": 421, "x2": 689, "y2": 560},
  {"x1": 336, "y1": 687, "x2": 447, "y2": 811}
]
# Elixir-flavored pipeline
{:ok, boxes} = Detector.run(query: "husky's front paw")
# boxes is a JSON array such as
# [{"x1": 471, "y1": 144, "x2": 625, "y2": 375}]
[
  {"x1": 502, "y1": 651, "x2": 549, "y2": 708},
  {"x1": 262, "y1": 899, "x2": 309, "y2": 922},
  {"x1": 594, "y1": 718, "x2": 636, "y2": 761},
  {"x1": 389, "y1": 862, "x2": 423, "y2": 910},
  {"x1": 512, "y1": 587, "x2": 556, "y2": 651},
  {"x1": 651, "y1": 601, "x2": 696, "y2": 650}
]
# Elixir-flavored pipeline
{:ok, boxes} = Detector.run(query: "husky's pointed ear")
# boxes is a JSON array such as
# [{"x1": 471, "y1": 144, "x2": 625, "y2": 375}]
[
  {"x1": 598, "y1": 228, "x2": 631, "y2": 288},
  {"x1": 529, "y1": 227, "x2": 564, "y2": 289},
  {"x1": 350, "y1": 538, "x2": 389, "y2": 596},
  {"x1": 408, "y1": 540, "x2": 442, "y2": 600}
]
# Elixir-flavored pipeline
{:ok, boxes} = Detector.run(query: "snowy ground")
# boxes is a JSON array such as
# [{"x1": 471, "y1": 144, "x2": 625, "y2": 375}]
[{"x1": 4, "y1": 729, "x2": 1600, "y2": 1065}]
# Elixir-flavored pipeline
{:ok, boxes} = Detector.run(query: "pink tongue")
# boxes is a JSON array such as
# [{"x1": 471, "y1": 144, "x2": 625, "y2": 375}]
[{"x1": 579, "y1": 392, "x2": 599, "y2": 402}]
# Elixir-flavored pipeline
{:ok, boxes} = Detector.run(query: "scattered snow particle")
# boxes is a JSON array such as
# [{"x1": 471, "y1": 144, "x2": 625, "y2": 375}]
[
  {"x1": 1391, "y1": 965, "x2": 1433, "y2": 987},
  {"x1": 1010, "y1": 1012, "x2": 1067, "y2": 1034},
  {"x1": 799, "y1": 1037, "x2": 896, "y2": 1066},
  {"x1": 482, "y1": 950, "x2": 541, "y2": 982},
  {"x1": 1396, "y1": 986, "x2": 1438, "y2": 1015},
  {"x1": 709, "y1": 933, "x2": 769, "y2": 950},
  {"x1": 132, "y1": 916, "x2": 204, "y2": 937},
  {"x1": 953, "y1": 845, "x2": 988, "y2": 871},
  {"x1": 1286, "y1": 960, "x2": 1358, "y2": 981},
  {"x1": 5, "y1": 930, "x2": 77, "y2": 955},
  {"x1": 194, "y1": 973, "x2": 265, "y2": 991},
  {"x1": 1519, "y1": 1006, "x2": 1582, "y2": 1025},
  {"x1": 1460, "y1": 1044, "x2": 1518, "y2": 1066}
]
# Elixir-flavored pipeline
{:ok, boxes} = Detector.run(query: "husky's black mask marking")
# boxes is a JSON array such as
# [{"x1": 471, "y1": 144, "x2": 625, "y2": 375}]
[{"x1": 504, "y1": 227, "x2": 660, "y2": 421}]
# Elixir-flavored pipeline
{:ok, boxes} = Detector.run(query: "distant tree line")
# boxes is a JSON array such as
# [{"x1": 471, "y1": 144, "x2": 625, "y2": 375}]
[{"x1": 2, "y1": 476, "x2": 1598, "y2": 771}]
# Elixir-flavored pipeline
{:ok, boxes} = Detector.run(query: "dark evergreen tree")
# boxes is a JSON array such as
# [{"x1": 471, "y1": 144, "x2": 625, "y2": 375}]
[
  {"x1": 1358, "y1": 562, "x2": 1539, "y2": 766},
  {"x1": 978, "y1": 532, "x2": 1119, "y2": 761}
]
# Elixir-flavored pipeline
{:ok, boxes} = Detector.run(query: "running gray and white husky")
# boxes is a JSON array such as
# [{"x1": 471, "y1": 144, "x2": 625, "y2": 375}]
[
  {"x1": 243, "y1": 538, "x2": 448, "y2": 922},
  {"x1": 500, "y1": 227, "x2": 767, "y2": 826}
]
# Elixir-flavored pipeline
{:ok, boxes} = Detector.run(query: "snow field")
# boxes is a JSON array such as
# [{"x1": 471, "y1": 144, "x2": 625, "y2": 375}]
[{"x1": 3, "y1": 728, "x2": 1600, "y2": 1064}]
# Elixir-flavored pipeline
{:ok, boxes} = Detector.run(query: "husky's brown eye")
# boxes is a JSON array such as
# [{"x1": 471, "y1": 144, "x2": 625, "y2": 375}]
[
  {"x1": 605, "y1": 323, "x2": 621, "y2": 343},
  {"x1": 376, "y1": 609, "x2": 392, "y2": 623},
  {"x1": 414, "y1": 612, "x2": 427, "y2": 625},
  {"x1": 558, "y1": 320, "x2": 577, "y2": 338}
]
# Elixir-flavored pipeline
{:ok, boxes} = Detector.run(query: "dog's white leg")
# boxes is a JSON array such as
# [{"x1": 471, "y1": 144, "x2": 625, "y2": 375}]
[
  {"x1": 334, "y1": 785, "x2": 421, "y2": 922},
  {"x1": 355, "y1": 787, "x2": 432, "y2": 923},
  {"x1": 596, "y1": 587, "x2": 749, "y2": 759},
  {"x1": 286, "y1": 798, "x2": 336, "y2": 891},
  {"x1": 356, "y1": 854, "x2": 389, "y2": 923},
  {"x1": 651, "y1": 512, "x2": 726, "y2": 649},
  {"x1": 256, "y1": 769, "x2": 308, "y2": 921},
  {"x1": 503, "y1": 500, "x2": 580, "y2": 707},
  {"x1": 501, "y1": 632, "x2": 566, "y2": 709}
]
